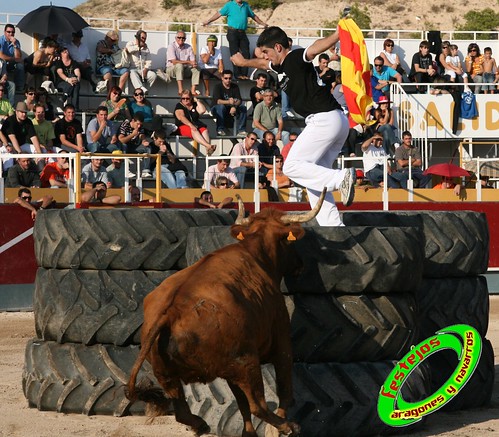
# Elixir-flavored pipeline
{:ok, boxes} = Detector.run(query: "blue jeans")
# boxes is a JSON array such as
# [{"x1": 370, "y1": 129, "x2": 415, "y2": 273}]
[
  {"x1": 366, "y1": 165, "x2": 406, "y2": 188},
  {"x1": 212, "y1": 104, "x2": 247, "y2": 132},
  {"x1": 377, "y1": 124, "x2": 399, "y2": 155},
  {"x1": 232, "y1": 166, "x2": 247, "y2": 188},
  {"x1": 281, "y1": 90, "x2": 291, "y2": 116},
  {"x1": 153, "y1": 166, "x2": 187, "y2": 188}
]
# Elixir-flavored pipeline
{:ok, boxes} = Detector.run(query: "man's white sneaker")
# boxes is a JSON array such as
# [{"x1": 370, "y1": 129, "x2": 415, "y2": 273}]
[
  {"x1": 126, "y1": 172, "x2": 136, "y2": 178},
  {"x1": 340, "y1": 167, "x2": 356, "y2": 207},
  {"x1": 141, "y1": 170, "x2": 152, "y2": 178},
  {"x1": 95, "y1": 80, "x2": 108, "y2": 93},
  {"x1": 156, "y1": 69, "x2": 170, "y2": 82}
]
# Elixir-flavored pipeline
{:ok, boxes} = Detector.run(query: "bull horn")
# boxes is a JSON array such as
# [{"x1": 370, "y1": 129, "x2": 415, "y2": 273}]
[
  {"x1": 235, "y1": 194, "x2": 251, "y2": 225},
  {"x1": 281, "y1": 187, "x2": 327, "y2": 223}
]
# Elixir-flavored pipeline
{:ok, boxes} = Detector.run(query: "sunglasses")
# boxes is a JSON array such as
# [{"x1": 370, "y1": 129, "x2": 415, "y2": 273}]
[
  {"x1": 442, "y1": 45, "x2": 449, "y2": 49},
  {"x1": 27, "y1": 92, "x2": 36, "y2": 95},
  {"x1": 181, "y1": 97, "x2": 191, "y2": 101},
  {"x1": 275, "y1": 160, "x2": 283, "y2": 163},
  {"x1": 5, "y1": 30, "x2": 14, "y2": 34},
  {"x1": 374, "y1": 64, "x2": 383, "y2": 67},
  {"x1": 385, "y1": 44, "x2": 394, "y2": 47},
  {"x1": 21, "y1": 196, "x2": 32, "y2": 200},
  {"x1": 218, "y1": 183, "x2": 227, "y2": 186},
  {"x1": 470, "y1": 49, "x2": 477, "y2": 52},
  {"x1": 177, "y1": 37, "x2": 186, "y2": 40},
  {"x1": 248, "y1": 137, "x2": 257, "y2": 141},
  {"x1": 134, "y1": 92, "x2": 144, "y2": 96}
]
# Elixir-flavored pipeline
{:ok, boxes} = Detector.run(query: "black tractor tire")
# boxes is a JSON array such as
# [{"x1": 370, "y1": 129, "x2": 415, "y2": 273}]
[
  {"x1": 285, "y1": 293, "x2": 418, "y2": 363},
  {"x1": 34, "y1": 209, "x2": 236, "y2": 270},
  {"x1": 186, "y1": 226, "x2": 425, "y2": 294},
  {"x1": 415, "y1": 276, "x2": 489, "y2": 341},
  {"x1": 34, "y1": 268, "x2": 176, "y2": 345},
  {"x1": 343, "y1": 211, "x2": 489, "y2": 278}
]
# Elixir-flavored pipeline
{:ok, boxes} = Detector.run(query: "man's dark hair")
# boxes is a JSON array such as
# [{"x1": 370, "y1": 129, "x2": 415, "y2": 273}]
[
  {"x1": 374, "y1": 56, "x2": 384, "y2": 64},
  {"x1": 63, "y1": 104, "x2": 76, "y2": 112},
  {"x1": 132, "y1": 112, "x2": 144, "y2": 123},
  {"x1": 222, "y1": 69, "x2": 233, "y2": 77},
  {"x1": 92, "y1": 181, "x2": 107, "y2": 189},
  {"x1": 200, "y1": 190, "x2": 211, "y2": 198},
  {"x1": 153, "y1": 129, "x2": 167, "y2": 140},
  {"x1": 96, "y1": 105, "x2": 108, "y2": 113},
  {"x1": 402, "y1": 130, "x2": 412, "y2": 138},
  {"x1": 419, "y1": 40, "x2": 429, "y2": 49},
  {"x1": 257, "y1": 26, "x2": 289, "y2": 49},
  {"x1": 4, "y1": 24, "x2": 14, "y2": 32},
  {"x1": 318, "y1": 53, "x2": 330, "y2": 62},
  {"x1": 256, "y1": 72, "x2": 268, "y2": 80},
  {"x1": 18, "y1": 188, "x2": 31, "y2": 197}
]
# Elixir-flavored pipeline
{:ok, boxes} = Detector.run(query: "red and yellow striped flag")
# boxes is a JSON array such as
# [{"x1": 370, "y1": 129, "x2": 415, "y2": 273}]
[{"x1": 338, "y1": 17, "x2": 373, "y2": 125}]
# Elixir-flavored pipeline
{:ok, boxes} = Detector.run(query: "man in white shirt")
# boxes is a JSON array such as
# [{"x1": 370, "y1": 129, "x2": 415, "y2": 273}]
[
  {"x1": 68, "y1": 30, "x2": 99, "y2": 92},
  {"x1": 203, "y1": 156, "x2": 239, "y2": 189},
  {"x1": 229, "y1": 132, "x2": 260, "y2": 188},
  {"x1": 125, "y1": 30, "x2": 157, "y2": 93}
]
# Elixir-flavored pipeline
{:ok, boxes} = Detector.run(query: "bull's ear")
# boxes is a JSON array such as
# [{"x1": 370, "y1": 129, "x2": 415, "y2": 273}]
[
  {"x1": 287, "y1": 224, "x2": 305, "y2": 241},
  {"x1": 287, "y1": 231, "x2": 296, "y2": 241},
  {"x1": 231, "y1": 225, "x2": 246, "y2": 240}
]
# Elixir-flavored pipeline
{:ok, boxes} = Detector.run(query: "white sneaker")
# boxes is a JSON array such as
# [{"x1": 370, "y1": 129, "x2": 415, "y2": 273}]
[
  {"x1": 156, "y1": 69, "x2": 170, "y2": 83},
  {"x1": 285, "y1": 110, "x2": 295, "y2": 118},
  {"x1": 126, "y1": 171, "x2": 136, "y2": 178},
  {"x1": 141, "y1": 170, "x2": 152, "y2": 178},
  {"x1": 393, "y1": 142, "x2": 400, "y2": 149},
  {"x1": 140, "y1": 86, "x2": 148, "y2": 95},
  {"x1": 339, "y1": 168, "x2": 356, "y2": 207},
  {"x1": 95, "y1": 80, "x2": 108, "y2": 93}
]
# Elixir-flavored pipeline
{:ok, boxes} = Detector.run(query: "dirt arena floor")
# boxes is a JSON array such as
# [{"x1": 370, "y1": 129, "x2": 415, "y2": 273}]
[{"x1": 0, "y1": 297, "x2": 498, "y2": 437}]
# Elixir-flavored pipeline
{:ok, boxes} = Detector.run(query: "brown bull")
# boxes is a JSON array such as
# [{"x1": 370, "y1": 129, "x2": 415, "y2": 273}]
[{"x1": 126, "y1": 189, "x2": 326, "y2": 437}]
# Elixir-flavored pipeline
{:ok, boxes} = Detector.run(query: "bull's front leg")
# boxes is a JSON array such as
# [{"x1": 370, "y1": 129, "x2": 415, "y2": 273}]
[{"x1": 228, "y1": 382, "x2": 258, "y2": 437}]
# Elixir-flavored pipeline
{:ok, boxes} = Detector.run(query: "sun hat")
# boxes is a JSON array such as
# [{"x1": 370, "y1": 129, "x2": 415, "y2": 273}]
[
  {"x1": 15, "y1": 102, "x2": 28, "y2": 113},
  {"x1": 106, "y1": 30, "x2": 119, "y2": 41}
]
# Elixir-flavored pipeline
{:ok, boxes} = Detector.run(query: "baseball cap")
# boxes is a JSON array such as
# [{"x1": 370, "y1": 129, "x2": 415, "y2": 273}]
[
  {"x1": 356, "y1": 169, "x2": 365, "y2": 179},
  {"x1": 207, "y1": 35, "x2": 218, "y2": 43},
  {"x1": 112, "y1": 150, "x2": 123, "y2": 155},
  {"x1": 16, "y1": 102, "x2": 28, "y2": 113},
  {"x1": 72, "y1": 30, "x2": 83, "y2": 38}
]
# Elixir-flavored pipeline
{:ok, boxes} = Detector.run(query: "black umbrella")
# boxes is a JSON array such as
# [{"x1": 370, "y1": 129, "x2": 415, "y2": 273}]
[{"x1": 17, "y1": 5, "x2": 89, "y2": 36}]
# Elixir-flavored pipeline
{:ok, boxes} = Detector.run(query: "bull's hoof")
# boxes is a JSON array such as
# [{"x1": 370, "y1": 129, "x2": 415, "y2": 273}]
[{"x1": 194, "y1": 421, "x2": 210, "y2": 436}]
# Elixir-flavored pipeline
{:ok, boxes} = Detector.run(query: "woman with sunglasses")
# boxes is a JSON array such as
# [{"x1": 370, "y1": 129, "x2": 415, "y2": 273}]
[
  {"x1": 437, "y1": 41, "x2": 452, "y2": 78},
  {"x1": 23, "y1": 86, "x2": 37, "y2": 119},
  {"x1": 128, "y1": 87, "x2": 163, "y2": 134},
  {"x1": 174, "y1": 90, "x2": 216, "y2": 155},
  {"x1": 465, "y1": 43, "x2": 484, "y2": 93},
  {"x1": 101, "y1": 85, "x2": 130, "y2": 128},
  {"x1": 36, "y1": 87, "x2": 55, "y2": 121},
  {"x1": 266, "y1": 154, "x2": 292, "y2": 188}
]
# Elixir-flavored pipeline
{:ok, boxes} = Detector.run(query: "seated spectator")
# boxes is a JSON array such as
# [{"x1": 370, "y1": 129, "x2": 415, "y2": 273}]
[
  {"x1": 433, "y1": 176, "x2": 462, "y2": 196},
  {"x1": 315, "y1": 53, "x2": 335, "y2": 90},
  {"x1": 55, "y1": 47, "x2": 81, "y2": 109},
  {"x1": 35, "y1": 87, "x2": 55, "y2": 121},
  {"x1": 465, "y1": 43, "x2": 484, "y2": 93},
  {"x1": 198, "y1": 35, "x2": 224, "y2": 96},
  {"x1": 68, "y1": 30, "x2": 99, "y2": 93},
  {"x1": 23, "y1": 86, "x2": 37, "y2": 119},
  {"x1": 257, "y1": 130, "x2": 280, "y2": 176},
  {"x1": 370, "y1": 64, "x2": 384, "y2": 104},
  {"x1": 32, "y1": 104, "x2": 56, "y2": 153},
  {"x1": 331, "y1": 73, "x2": 347, "y2": 112},
  {"x1": 14, "y1": 187, "x2": 53, "y2": 220},
  {"x1": 373, "y1": 56, "x2": 402, "y2": 95},
  {"x1": 125, "y1": 30, "x2": 157, "y2": 94},
  {"x1": 361, "y1": 133, "x2": 407, "y2": 189},
  {"x1": 0, "y1": 58, "x2": 15, "y2": 105},
  {"x1": 281, "y1": 132, "x2": 298, "y2": 162},
  {"x1": 95, "y1": 30, "x2": 130, "y2": 94},
  {"x1": 6, "y1": 157, "x2": 41, "y2": 188},
  {"x1": 174, "y1": 90, "x2": 216, "y2": 155},
  {"x1": 438, "y1": 41, "x2": 452, "y2": 77},
  {"x1": 101, "y1": 85, "x2": 130, "y2": 129},
  {"x1": 161, "y1": 30, "x2": 201, "y2": 96},
  {"x1": 0, "y1": 82, "x2": 14, "y2": 128},
  {"x1": 1, "y1": 24, "x2": 25, "y2": 92},
  {"x1": 54, "y1": 104, "x2": 85, "y2": 153},
  {"x1": 40, "y1": 153, "x2": 69, "y2": 188},
  {"x1": 482, "y1": 47, "x2": 498, "y2": 95},
  {"x1": 229, "y1": 131, "x2": 260, "y2": 188},
  {"x1": 328, "y1": 43, "x2": 341, "y2": 77},
  {"x1": 118, "y1": 112, "x2": 152, "y2": 178},
  {"x1": 379, "y1": 39, "x2": 407, "y2": 78},
  {"x1": 252, "y1": 89, "x2": 289, "y2": 145},
  {"x1": 106, "y1": 150, "x2": 128, "y2": 188},
  {"x1": 195, "y1": 190, "x2": 233, "y2": 209},
  {"x1": 257, "y1": 175, "x2": 279, "y2": 201},
  {"x1": 1, "y1": 102, "x2": 43, "y2": 154},
  {"x1": 0, "y1": 142, "x2": 15, "y2": 171},
  {"x1": 151, "y1": 129, "x2": 188, "y2": 189},
  {"x1": 374, "y1": 96, "x2": 399, "y2": 155},
  {"x1": 266, "y1": 154, "x2": 292, "y2": 188},
  {"x1": 394, "y1": 131, "x2": 431, "y2": 188},
  {"x1": 81, "y1": 180, "x2": 121, "y2": 204},
  {"x1": 24, "y1": 39, "x2": 57, "y2": 88},
  {"x1": 409, "y1": 41, "x2": 437, "y2": 92},
  {"x1": 212, "y1": 70, "x2": 247, "y2": 136},
  {"x1": 81, "y1": 157, "x2": 109, "y2": 190},
  {"x1": 204, "y1": 156, "x2": 239, "y2": 189},
  {"x1": 86, "y1": 106, "x2": 120, "y2": 153},
  {"x1": 128, "y1": 87, "x2": 163, "y2": 135},
  {"x1": 446, "y1": 44, "x2": 469, "y2": 84},
  {"x1": 249, "y1": 72, "x2": 276, "y2": 113}
]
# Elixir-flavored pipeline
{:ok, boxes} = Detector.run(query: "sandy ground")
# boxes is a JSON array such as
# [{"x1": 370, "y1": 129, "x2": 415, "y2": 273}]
[{"x1": 0, "y1": 298, "x2": 498, "y2": 437}]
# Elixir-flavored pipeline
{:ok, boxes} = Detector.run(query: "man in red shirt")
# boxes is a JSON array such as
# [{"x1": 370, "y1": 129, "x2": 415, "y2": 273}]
[{"x1": 40, "y1": 153, "x2": 69, "y2": 188}]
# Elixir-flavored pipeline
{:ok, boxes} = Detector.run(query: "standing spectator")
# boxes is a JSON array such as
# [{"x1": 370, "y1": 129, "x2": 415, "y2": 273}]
[
  {"x1": 150, "y1": 129, "x2": 188, "y2": 189},
  {"x1": 465, "y1": 43, "x2": 484, "y2": 93},
  {"x1": 203, "y1": 0, "x2": 268, "y2": 80},
  {"x1": 14, "y1": 187, "x2": 54, "y2": 220},
  {"x1": 252, "y1": 89, "x2": 289, "y2": 145},
  {"x1": 229, "y1": 131, "x2": 260, "y2": 188},
  {"x1": 96, "y1": 30, "x2": 130, "y2": 94},
  {"x1": 315, "y1": 53, "x2": 336, "y2": 90},
  {"x1": 86, "y1": 106, "x2": 119, "y2": 153},
  {"x1": 0, "y1": 24, "x2": 25, "y2": 92},
  {"x1": 174, "y1": 90, "x2": 216, "y2": 155},
  {"x1": 394, "y1": 131, "x2": 431, "y2": 188},
  {"x1": 100, "y1": 85, "x2": 131, "y2": 129},
  {"x1": 118, "y1": 112, "x2": 152, "y2": 178},
  {"x1": 361, "y1": 133, "x2": 406, "y2": 188},
  {"x1": 81, "y1": 180, "x2": 121, "y2": 204},
  {"x1": 204, "y1": 156, "x2": 239, "y2": 189},
  {"x1": 482, "y1": 47, "x2": 498, "y2": 94},
  {"x1": 125, "y1": 30, "x2": 157, "y2": 94},
  {"x1": 373, "y1": 56, "x2": 402, "y2": 95},
  {"x1": 32, "y1": 104, "x2": 56, "y2": 153},
  {"x1": 55, "y1": 47, "x2": 81, "y2": 110},
  {"x1": 54, "y1": 104, "x2": 85, "y2": 153},
  {"x1": 231, "y1": 25, "x2": 356, "y2": 226},
  {"x1": 163, "y1": 31, "x2": 201, "y2": 96},
  {"x1": 68, "y1": 30, "x2": 99, "y2": 92},
  {"x1": 266, "y1": 154, "x2": 292, "y2": 188},
  {"x1": 409, "y1": 41, "x2": 437, "y2": 93},
  {"x1": 81, "y1": 158, "x2": 109, "y2": 189},
  {"x1": 1, "y1": 102, "x2": 43, "y2": 154},
  {"x1": 212, "y1": 69, "x2": 247, "y2": 136},
  {"x1": 199, "y1": 35, "x2": 224, "y2": 96},
  {"x1": 281, "y1": 132, "x2": 298, "y2": 162},
  {"x1": 6, "y1": 157, "x2": 41, "y2": 188},
  {"x1": 257, "y1": 130, "x2": 280, "y2": 175},
  {"x1": 40, "y1": 153, "x2": 69, "y2": 188}
]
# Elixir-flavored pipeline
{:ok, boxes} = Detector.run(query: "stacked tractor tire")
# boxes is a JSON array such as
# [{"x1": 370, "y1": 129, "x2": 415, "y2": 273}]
[{"x1": 23, "y1": 208, "x2": 493, "y2": 436}]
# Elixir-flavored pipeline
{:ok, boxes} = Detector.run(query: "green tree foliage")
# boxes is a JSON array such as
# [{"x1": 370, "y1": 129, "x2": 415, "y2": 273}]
[
  {"x1": 248, "y1": 0, "x2": 279, "y2": 9},
  {"x1": 162, "y1": 0, "x2": 192, "y2": 9},
  {"x1": 320, "y1": 3, "x2": 371, "y2": 36},
  {"x1": 455, "y1": 8, "x2": 499, "y2": 40}
]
